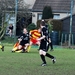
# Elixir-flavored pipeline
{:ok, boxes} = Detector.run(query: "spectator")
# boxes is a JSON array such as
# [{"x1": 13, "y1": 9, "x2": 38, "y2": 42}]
[{"x1": 8, "y1": 24, "x2": 13, "y2": 37}]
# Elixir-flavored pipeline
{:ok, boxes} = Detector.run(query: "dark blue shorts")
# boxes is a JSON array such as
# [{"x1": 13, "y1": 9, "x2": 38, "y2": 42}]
[
  {"x1": 39, "y1": 40, "x2": 47, "y2": 52},
  {"x1": 20, "y1": 40, "x2": 29, "y2": 46}
]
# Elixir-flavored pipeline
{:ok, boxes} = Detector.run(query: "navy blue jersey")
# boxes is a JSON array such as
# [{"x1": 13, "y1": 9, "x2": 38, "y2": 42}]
[
  {"x1": 39, "y1": 27, "x2": 49, "y2": 51},
  {"x1": 41, "y1": 27, "x2": 49, "y2": 38},
  {"x1": 19, "y1": 33, "x2": 30, "y2": 41},
  {"x1": 9, "y1": 26, "x2": 13, "y2": 30},
  {"x1": 41, "y1": 26, "x2": 50, "y2": 42}
]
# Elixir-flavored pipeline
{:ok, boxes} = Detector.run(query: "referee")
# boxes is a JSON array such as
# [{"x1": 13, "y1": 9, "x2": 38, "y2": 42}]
[{"x1": 37, "y1": 20, "x2": 56, "y2": 66}]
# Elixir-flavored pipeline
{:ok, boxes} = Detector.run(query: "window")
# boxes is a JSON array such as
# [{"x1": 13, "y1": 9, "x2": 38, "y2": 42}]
[
  {"x1": 53, "y1": 14, "x2": 60, "y2": 19},
  {"x1": 38, "y1": 14, "x2": 60, "y2": 20},
  {"x1": 38, "y1": 14, "x2": 42, "y2": 20}
]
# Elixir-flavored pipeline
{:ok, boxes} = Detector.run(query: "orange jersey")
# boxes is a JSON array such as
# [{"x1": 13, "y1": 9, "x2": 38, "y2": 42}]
[
  {"x1": 30, "y1": 30, "x2": 41, "y2": 39},
  {"x1": 30, "y1": 30, "x2": 41, "y2": 44}
]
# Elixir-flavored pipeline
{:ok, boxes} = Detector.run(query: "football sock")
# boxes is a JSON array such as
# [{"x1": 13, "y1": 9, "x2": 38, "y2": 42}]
[
  {"x1": 15, "y1": 50, "x2": 22, "y2": 53},
  {"x1": 27, "y1": 46, "x2": 31, "y2": 52},
  {"x1": 0, "y1": 45, "x2": 2, "y2": 49},
  {"x1": 49, "y1": 43, "x2": 53, "y2": 50},
  {"x1": 46, "y1": 53, "x2": 54, "y2": 59},
  {"x1": 40, "y1": 55, "x2": 46, "y2": 64},
  {"x1": 12, "y1": 47, "x2": 17, "y2": 51}
]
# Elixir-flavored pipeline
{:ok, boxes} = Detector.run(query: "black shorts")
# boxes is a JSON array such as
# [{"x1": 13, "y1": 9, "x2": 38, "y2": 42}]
[
  {"x1": 20, "y1": 40, "x2": 29, "y2": 46},
  {"x1": 39, "y1": 40, "x2": 47, "y2": 52}
]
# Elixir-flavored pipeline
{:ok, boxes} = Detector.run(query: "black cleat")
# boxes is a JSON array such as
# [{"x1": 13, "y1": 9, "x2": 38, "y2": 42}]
[
  {"x1": 12, "y1": 50, "x2": 15, "y2": 53},
  {"x1": 52, "y1": 57, "x2": 56, "y2": 64},
  {"x1": 21, "y1": 49, "x2": 26, "y2": 53},
  {"x1": 41, "y1": 63, "x2": 47, "y2": 66}
]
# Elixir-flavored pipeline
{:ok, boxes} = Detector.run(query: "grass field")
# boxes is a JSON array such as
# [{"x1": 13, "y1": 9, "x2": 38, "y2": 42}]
[
  {"x1": 0, "y1": 37, "x2": 75, "y2": 75},
  {"x1": 0, "y1": 45, "x2": 75, "y2": 75}
]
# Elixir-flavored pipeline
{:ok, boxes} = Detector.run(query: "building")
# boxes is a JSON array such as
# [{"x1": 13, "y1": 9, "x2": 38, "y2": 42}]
[
  {"x1": 61, "y1": 14, "x2": 75, "y2": 44},
  {"x1": 32, "y1": 0, "x2": 75, "y2": 45},
  {"x1": 32, "y1": 0, "x2": 75, "y2": 25}
]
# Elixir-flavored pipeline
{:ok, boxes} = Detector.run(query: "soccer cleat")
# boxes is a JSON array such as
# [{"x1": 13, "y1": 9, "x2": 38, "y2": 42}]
[
  {"x1": 52, "y1": 57, "x2": 56, "y2": 64},
  {"x1": 25, "y1": 50, "x2": 28, "y2": 53},
  {"x1": 11, "y1": 50, "x2": 15, "y2": 53},
  {"x1": 41, "y1": 63, "x2": 47, "y2": 66},
  {"x1": 21, "y1": 49, "x2": 25, "y2": 53},
  {"x1": 21, "y1": 49, "x2": 28, "y2": 53},
  {"x1": 1, "y1": 46, "x2": 4, "y2": 51}
]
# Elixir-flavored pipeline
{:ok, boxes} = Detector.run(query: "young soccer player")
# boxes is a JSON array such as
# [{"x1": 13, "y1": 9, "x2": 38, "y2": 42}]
[
  {"x1": 29, "y1": 28, "x2": 41, "y2": 46},
  {"x1": 37, "y1": 20, "x2": 56, "y2": 66},
  {"x1": 12, "y1": 28, "x2": 30, "y2": 53}
]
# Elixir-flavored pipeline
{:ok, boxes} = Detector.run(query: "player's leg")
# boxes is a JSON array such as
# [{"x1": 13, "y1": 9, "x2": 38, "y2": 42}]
[
  {"x1": 49, "y1": 42, "x2": 54, "y2": 51},
  {"x1": 39, "y1": 41, "x2": 47, "y2": 66},
  {"x1": 39, "y1": 50, "x2": 47, "y2": 66},
  {"x1": 0, "y1": 45, "x2": 4, "y2": 51},
  {"x1": 12, "y1": 42, "x2": 20, "y2": 52},
  {"x1": 24, "y1": 43, "x2": 30, "y2": 52},
  {"x1": 12, "y1": 47, "x2": 18, "y2": 52}
]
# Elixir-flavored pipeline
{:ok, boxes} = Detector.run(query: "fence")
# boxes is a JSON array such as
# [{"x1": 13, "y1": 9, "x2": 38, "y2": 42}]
[{"x1": 61, "y1": 32, "x2": 75, "y2": 46}]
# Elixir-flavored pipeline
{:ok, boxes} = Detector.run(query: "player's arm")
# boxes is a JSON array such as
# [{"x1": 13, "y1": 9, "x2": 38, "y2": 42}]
[
  {"x1": 37, "y1": 35, "x2": 45, "y2": 41},
  {"x1": 18, "y1": 34, "x2": 23, "y2": 42}
]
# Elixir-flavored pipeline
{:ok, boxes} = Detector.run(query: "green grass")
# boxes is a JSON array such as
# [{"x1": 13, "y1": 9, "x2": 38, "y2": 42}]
[
  {"x1": 0, "y1": 37, "x2": 75, "y2": 75},
  {"x1": 0, "y1": 45, "x2": 75, "y2": 75}
]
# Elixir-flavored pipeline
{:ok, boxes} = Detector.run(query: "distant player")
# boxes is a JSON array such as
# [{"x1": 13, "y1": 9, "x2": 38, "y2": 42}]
[
  {"x1": 45, "y1": 24, "x2": 54, "y2": 51},
  {"x1": 0, "y1": 45, "x2": 4, "y2": 51}
]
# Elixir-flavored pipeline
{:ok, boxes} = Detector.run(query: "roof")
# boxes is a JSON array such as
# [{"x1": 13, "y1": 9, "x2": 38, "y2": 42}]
[
  {"x1": 61, "y1": 13, "x2": 75, "y2": 20},
  {"x1": 32, "y1": 0, "x2": 75, "y2": 13}
]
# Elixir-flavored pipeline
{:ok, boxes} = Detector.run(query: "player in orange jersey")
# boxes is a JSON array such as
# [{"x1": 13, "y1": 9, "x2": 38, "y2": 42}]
[
  {"x1": 29, "y1": 28, "x2": 41, "y2": 46},
  {"x1": 0, "y1": 45, "x2": 4, "y2": 51}
]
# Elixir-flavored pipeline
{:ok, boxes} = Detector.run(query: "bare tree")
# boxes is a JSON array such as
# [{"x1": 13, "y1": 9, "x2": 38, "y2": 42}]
[{"x1": 0, "y1": 0, "x2": 31, "y2": 39}]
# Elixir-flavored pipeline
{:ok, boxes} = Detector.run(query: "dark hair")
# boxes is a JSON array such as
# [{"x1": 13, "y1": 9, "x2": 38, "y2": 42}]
[{"x1": 40, "y1": 20, "x2": 45, "y2": 26}]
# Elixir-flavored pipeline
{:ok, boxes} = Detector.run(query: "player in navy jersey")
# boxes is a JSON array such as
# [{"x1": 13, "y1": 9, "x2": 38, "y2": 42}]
[
  {"x1": 45, "y1": 24, "x2": 54, "y2": 51},
  {"x1": 12, "y1": 28, "x2": 30, "y2": 53},
  {"x1": 37, "y1": 20, "x2": 56, "y2": 66}
]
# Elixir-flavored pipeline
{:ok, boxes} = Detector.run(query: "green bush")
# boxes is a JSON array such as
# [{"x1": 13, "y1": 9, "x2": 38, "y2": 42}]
[
  {"x1": 27, "y1": 23, "x2": 37, "y2": 32},
  {"x1": 42, "y1": 6, "x2": 53, "y2": 19},
  {"x1": 37, "y1": 19, "x2": 62, "y2": 32},
  {"x1": 49, "y1": 19, "x2": 62, "y2": 31}
]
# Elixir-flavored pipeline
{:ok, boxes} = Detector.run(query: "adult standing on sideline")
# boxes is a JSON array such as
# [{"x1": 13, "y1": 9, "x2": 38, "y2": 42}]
[{"x1": 37, "y1": 20, "x2": 56, "y2": 66}]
